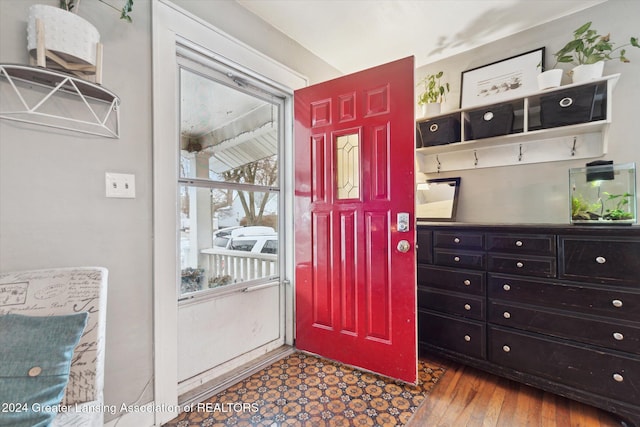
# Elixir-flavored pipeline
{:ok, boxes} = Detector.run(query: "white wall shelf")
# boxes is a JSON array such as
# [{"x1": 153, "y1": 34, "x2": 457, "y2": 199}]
[
  {"x1": 0, "y1": 64, "x2": 120, "y2": 138},
  {"x1": 416, "y1": 74, "x2": 619, "y2": 173}
]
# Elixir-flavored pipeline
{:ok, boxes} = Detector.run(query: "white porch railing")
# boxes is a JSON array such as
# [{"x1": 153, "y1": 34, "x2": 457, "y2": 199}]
[{"x1": 200, "y1": 248, "x2": 278, "y2": 284}]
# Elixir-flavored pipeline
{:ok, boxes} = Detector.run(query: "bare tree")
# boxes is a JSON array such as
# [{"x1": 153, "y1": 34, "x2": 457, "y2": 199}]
[{"x1": 222, "y1": 156, "x2": 278, "y2": 226}]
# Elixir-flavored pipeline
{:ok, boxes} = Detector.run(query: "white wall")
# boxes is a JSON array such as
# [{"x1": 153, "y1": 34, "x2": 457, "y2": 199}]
[
  {"x1": 0, "y1": 0, "x2": 337, "y2": 423},
  {"x1": 0, "y1": 0, "x2": 155, "y2": 419},
  {"x1": 1, "y1": 0, "x2": 637, "y2": 423},
  {"x1": 415, "y1": 0, "x2": 640, "y2": 224},
  {"x1": 170, "y1": 0, "x2": 341, "y2": 84}
]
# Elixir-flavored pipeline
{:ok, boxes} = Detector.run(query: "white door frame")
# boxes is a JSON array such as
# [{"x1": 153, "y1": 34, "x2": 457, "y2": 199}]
[{"x1": 152, "y1": 1, "x2": 306, "y2": 424}]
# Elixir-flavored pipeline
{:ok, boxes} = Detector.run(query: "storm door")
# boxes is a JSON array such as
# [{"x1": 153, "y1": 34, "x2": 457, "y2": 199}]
[{"x1": 176, "y1": 48, "x2": 287, "y2": 397}]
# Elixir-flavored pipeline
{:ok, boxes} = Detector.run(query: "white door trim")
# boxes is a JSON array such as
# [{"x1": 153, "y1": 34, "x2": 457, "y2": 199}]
[{"x1": 152, "y1": 1, "x2": 306, "y2": 425}]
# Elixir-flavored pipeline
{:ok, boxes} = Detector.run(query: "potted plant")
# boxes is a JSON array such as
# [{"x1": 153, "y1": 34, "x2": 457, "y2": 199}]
[
  {"x1": 27, "y1": 0, "x2": 133, "y2": 78},
  {"x1": 552, "y1": 21, "x2": 639, "y2": 83},
  {"x1": 417, "y1": 71, "x2": 450, "y2": 117},
  {"x1": 181, "y1": 267, "x2": 205, "y2": 293}
]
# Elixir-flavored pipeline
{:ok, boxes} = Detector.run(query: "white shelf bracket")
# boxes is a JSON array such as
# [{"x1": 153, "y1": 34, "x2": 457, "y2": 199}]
[{"x1": 0, "y1": 64, "x2": 120, "y2": 138}]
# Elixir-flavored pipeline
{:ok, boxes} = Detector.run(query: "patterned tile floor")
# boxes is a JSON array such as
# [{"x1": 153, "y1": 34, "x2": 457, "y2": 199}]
[{"x1": 164, "y1": 352, "x2": 445, "y2": 427}]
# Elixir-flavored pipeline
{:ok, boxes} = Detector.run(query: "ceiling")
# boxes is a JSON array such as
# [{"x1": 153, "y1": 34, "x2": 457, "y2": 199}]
[
  {"x1": 182, "y1": 0, "x2": 607, "y2": 169},
  {"x1": 236, "y1": 0, "x2": 606, "y2": 74}
]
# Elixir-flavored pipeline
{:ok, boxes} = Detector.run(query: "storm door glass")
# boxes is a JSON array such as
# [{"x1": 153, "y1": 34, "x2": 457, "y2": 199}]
[{"x1": 178, "y1": 58, "x2": 282, "y2": 298}]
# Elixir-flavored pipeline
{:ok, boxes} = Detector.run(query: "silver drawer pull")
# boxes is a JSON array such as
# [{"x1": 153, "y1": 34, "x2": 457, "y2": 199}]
[
  {"x1": 559, "y1": 97, "x2": 573, "y2": 108},
  {"x1": 463, "y1": 279, "x2": 471, "y2": 286},
  {"x1": 613, "y1": 332, "x2": 624, "y2": 341},
  {"x1": 503, "y1": 311, "x2": 511, "y2": 319},
  {"x1": 454, "y1": 256, "x2": 460, "y2": 262},
  {"x1": 516, "y1": 262, "x2": 524, "y2": 268},
  {"x1": 612, "y1": 299, "x2": 623, "y2": 308},
  {"x1": 502, "y1": 345, "x2": 511, "y2": 353},
  {"x1": 464, "y1": 304, "x2": 471, "y2": 311},
  {"x1": 613, "y1": 373, "x2": 624, "y2": 382},
  {"x1": 454, "y1": 237, "x2": 460, "y2": 243},
  {"x1": 595, "y1": 256, "x2": 606, "y2": 264},
  {"x1": 515, "y1": 240, "x2": 523, "y2": 247},
  {"x1": 503, "y1": 284, "x2": 511, "y2": 291},
  {"x1": 464, "y1": 335, "x2": 471, "y2": 342}
]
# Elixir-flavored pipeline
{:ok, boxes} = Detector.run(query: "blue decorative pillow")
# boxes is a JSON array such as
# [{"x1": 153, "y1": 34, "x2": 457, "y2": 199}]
[{"x1": 0, "y1": 312, "x2": 88, "y2": 427}]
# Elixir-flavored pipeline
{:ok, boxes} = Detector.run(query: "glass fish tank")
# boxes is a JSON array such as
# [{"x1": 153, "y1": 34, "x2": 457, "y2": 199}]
[{"x1": 569, "y1": 162, "x2": 636, "y2": 225}]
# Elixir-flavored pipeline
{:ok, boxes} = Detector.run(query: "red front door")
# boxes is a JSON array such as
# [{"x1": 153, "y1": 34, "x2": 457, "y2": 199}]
[{"x1": 294, "y1": 57, "x2": 416, "y2": 383}]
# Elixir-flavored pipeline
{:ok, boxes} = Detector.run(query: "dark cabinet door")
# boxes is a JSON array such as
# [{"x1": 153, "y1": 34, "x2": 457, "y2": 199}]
[
  {"x1": 489, "y1": 326, "x2": 640, "y2": 405},
  {"x1": 417, "y1": 229, "x2": 433, "y2": 264},
  {"x1": 434, "y1": 231, "x2": 484, "y2": 250},
  {"x1": 488, "y1": 254, "x2": 556, "y2": 278},
  {"x1": 419, "y1": 288, "x2": 485, "y2": 320},
  {"x1": 434, "y1": 249, "x2": 486, "y2": 270},
  {"x1": 418, "y1": 265, "x2": 485, "y2": 296},
  {"x1": 419, "y1": 310, "x2": 486, "y2": 359},
  {"x1": 487, "y1": 234, "x2": 556, "y2": 256},
  {"x1": 488, "y1": 301, "x2": 640, "y2": 353},
  {"x1": 559, "y1": 237, "x2": 640, "y2": 285},
  {"x1": 488, "y1": 274, "x2": 640, "y2": 322}
]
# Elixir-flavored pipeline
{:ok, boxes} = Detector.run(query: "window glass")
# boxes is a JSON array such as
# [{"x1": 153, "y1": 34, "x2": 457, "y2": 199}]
[
  {"x1": 179, "y1": 68, "x2": 279, "y2": 187},
  {"x1": 261, "y1": 239, "x2": 278, "y2": 254},
  {"x1": 178, "y1": 65, "x2": 282, "y2": 298},
  {"x1": 229, "y1": 239, "x2": 257, "y2": 252},
  {"x1": 179, "y1": 185, "x2": 279, "y2": 296}
]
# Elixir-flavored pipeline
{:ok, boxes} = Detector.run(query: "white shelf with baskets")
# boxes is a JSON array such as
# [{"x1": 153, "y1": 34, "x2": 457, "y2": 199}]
[{"x1": 416, "y1": 74, "x2": 619, "y2": 173}]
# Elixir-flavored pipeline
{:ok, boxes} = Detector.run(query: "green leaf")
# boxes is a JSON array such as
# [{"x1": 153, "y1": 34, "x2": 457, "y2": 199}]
[
  {"x1": 631, "y1": 37, "x2": 639, "y2": 48},
  {"x1": 574, "y1": 22, "x2": 592, "y2": 36}
]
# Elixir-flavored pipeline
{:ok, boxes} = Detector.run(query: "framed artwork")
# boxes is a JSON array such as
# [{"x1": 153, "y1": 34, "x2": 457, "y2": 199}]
[{"x1": 460, "y1": 48, "x2": 545, "y2": 108}]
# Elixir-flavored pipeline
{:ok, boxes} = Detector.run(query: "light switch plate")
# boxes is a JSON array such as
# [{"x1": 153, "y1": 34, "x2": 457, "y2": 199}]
[{"x1": 105, "y1": 172, "x2": 136, "y2": 198}]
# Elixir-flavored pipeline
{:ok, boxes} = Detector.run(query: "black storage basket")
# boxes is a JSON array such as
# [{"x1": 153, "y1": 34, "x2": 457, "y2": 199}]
[
  {"x1": 540, "y1": 83, "x2": 604, "y2": 128},
  {"x1": 467, "y1": 103, "x2": 514, "y2": 139},
  {"x1": 418, "y1": 114, "x2": 461, "y2": 147}
]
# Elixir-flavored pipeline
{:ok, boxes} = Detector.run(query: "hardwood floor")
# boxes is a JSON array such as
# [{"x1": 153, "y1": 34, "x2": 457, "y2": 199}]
[{"x1": 409, "y1": 355, "x2": 625, "y2": 427}]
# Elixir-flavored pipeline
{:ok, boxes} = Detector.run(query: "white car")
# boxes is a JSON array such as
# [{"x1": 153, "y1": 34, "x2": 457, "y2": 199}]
[{"x1": 213, "y1": 226, "x2": 278, "y2": 254}]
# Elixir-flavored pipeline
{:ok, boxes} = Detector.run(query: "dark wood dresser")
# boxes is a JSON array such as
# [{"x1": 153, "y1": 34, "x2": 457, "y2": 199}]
[{"x1": 417, "y1": 224, "x2": 640, "y2": 426}]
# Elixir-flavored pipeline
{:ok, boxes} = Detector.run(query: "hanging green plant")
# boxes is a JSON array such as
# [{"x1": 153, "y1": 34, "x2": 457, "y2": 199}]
[{"x1": 59, "y1": 0, "x2": 134, "y2": 22}]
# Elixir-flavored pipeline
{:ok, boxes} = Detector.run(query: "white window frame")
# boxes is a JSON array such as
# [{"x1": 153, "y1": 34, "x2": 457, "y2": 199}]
[{"x1": 152, "y1": 1, "x2": 306, "y2": 425}]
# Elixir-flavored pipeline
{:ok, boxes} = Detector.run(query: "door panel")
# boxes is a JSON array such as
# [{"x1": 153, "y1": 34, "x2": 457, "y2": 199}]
[{"x1": 294, "y1": 57, "x2": 416, "y2": 383}]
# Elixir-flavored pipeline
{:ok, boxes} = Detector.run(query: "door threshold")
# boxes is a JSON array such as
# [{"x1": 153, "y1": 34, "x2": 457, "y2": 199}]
[{"x1": 178, "y1": 345, "x2": 295, "y2": 407}]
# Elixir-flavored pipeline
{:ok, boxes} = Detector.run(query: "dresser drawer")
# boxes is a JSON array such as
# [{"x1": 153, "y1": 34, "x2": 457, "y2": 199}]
[
  {"x1": 488, "y1": 301, "x2": 640, "y2": 354},
  {"x1": 488, "y1": 254, "x2": 556, "y2": 278},
  {"x1": 417, "y1": 229, "x2": 433, "y2": 264},
  {"x1": 418, "y1": 288, "x2": 485, "y2": 320},
  {"x1": 488, "y1": 274, "x2": 640, "y2": 322},
  {"x1": 487, "y1": 233, "x2": 556, "y2": 256},
  {"x1": 435, "y1": 249, "x2": 485, "y2": 270},
  {"x1": 434, "y1": 231, "x2": 484, "y2": 250},
  {"x1": 559, "y1": 237, "x2": 640, "y2": 285},
  {"x1": 418, "y1": 265, "x2": 485, "y2": 296},
  {"x1": 419, "y1": 309, "x2": 486, "y2": 359},
  {"x1": 489, "y1": 326, "x2": 640, "y2": 405}
]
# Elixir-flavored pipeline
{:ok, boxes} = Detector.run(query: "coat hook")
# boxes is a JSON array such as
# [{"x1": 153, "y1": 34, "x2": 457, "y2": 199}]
[
  {"x1": 518, "y1": 144, "x2": 523, "y2": 162},
  {"x1": 436, "y1": 155, "x2": 441, "y2": 173},
  {"x1": 571, "y1": 136, "x2": 577, "y2": 156},
  {"x1": 473, "y1": 150, "x2": 479, "y2": 166}
]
